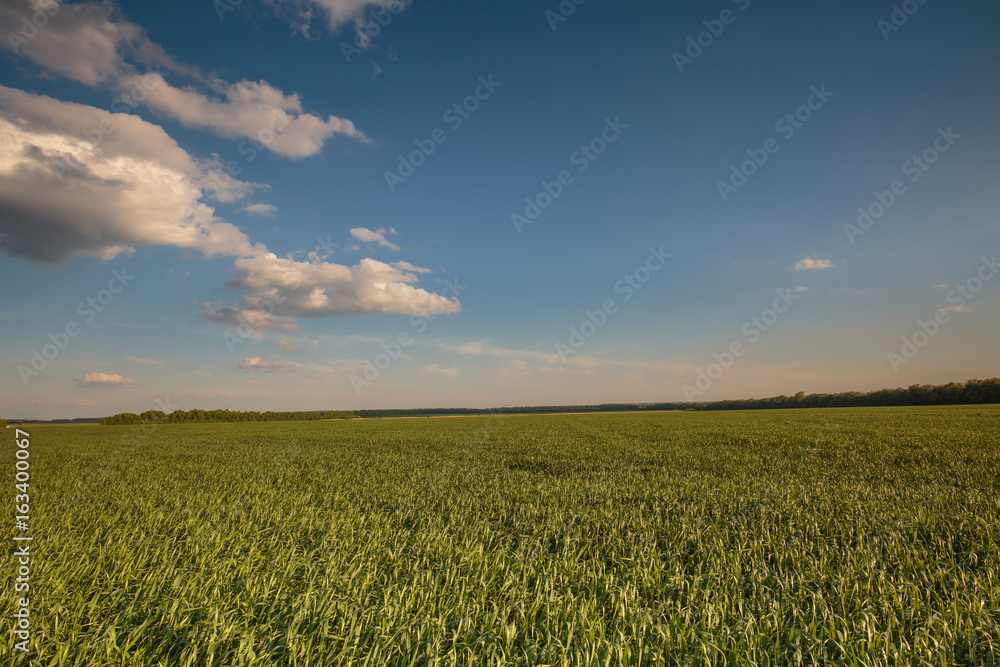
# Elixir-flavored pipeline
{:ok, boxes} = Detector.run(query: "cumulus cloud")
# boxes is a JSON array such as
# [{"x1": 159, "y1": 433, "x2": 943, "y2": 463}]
[
  {"x1": 351, "y1": 226, "x2": 399, "y2": 250},
  {"x1": 0, "y1": 86, "x2": 262, "y2": 265},
  {"x1": 0, "y1": 5, "x2": 458, "y2": 322},
  {"x1": 0, "y1": 88, "x2": 456, "y2": 318},
  {"x1": 236, "y1": 356, "x2": 298, "y2": 372},
  {"x1": 1, "y1": 0, "x2": 368, "y2": 158},
  {"x1": 793, "y1": 258, "x2": 836, "y2": 271},
  {"x1": 220, "y1": 254, "x2": 461, "y2": 317},
  {"x1": 1, "y1": 0, "x2": 152, "y2": 86},
  {"x1": 75, "y1": 372, "x2": 137, "y2": 387}
]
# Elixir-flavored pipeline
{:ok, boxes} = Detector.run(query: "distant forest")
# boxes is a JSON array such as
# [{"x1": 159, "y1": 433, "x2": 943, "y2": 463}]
[
  {"x1": 356, "y1": 377, "x2": 1000, "y2": 418},
  {"x1": 665, "y1": 377, "x2": 1000, "y2": 412},
  {"x1": 100, "y1": 409, "x2": 356, "y2": 425},
  {"x1": 48, "y1": 377, "x2": 1000, "y2": 425}
]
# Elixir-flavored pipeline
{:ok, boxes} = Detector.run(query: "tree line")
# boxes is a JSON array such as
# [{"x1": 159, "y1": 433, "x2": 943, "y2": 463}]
[
  {"x1": 101, "y1": 409, "x2": 357, "y2": 425},
  {"x1": 357, "y1": 378, "x2": 1000, "y2": 417},
  {"x1": 652, "y1": 378, "x2": 1000, "y2": 411},
  {"x1": 91, "y1": 377, "x2": 1000, "y2": 424}
]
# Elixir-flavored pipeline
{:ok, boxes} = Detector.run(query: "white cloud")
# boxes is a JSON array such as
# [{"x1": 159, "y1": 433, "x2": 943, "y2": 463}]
[
  {"x1": 1, "y1": 1, "x2": 368, "y2": 158},
  {"x1": 1, "y1": 0, "x2": 145, "y2": 86},
  {"x1": 434, "y1": 340, "x2": 700, "y2": 378},
  {"x1": 0, "y1": 86, "x2": 262, "y2": 265},
  {"x1": 793, "y1": 258, "x2": 836, "y2": 271},
  {"x1": 200, "y1": 303, "x2": 299, "y2": 331},
  {"x1": 273, "y1": 0, "x2": 412, "y2": 33},
  {"x1": 313, "y1": 358, "x2": 368, "y2": 374},
  {"x1": 392, "y1": 260, "x2": 431, "y2": 273},
  {"x1": 422, "y1": 364, "x2": 461, "y2": 378},
  {"x1": 0, "y1": 88, "x2": 458, "y2": 319},
  {"x1": 439, "y1": 341, "x2": 560, "y2": 365},
  {"x1": 236, "y1": 356, "x2": 298, "y2": 372},
  {"x1": 220, "y1": 254, "x2": 460, "y2": 317},
  {"x1": 241, "y1": 203, "x2": 278, "y2": 217},
  {"x1": 277, "y1": 340, "x2": 301, "y2": 351},
  {"x1": 125, "y1": 73, "x2": 368, "y2": 158},
  {"x1": 125, "y1": 356, "x2": 165, "y2": 366},
  {"x1": 75, "y1": 372, "x2": 137, "y2": 387},
  {"x1": 350, "y1": 226, "x2": 399, "y2": 250}
]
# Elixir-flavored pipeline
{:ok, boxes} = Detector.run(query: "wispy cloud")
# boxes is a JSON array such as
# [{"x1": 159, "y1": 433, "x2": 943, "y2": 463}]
[
  {"x1": 75, "y1": 372, "x2": 137, "y2": 387},
  {"x1": 422, "y1": 364, "x2": 461, "y2": 378},
  {"x1": 794, "y1": 258, "x2": 836, "y2": 271},
  {"x1": 236, "y1": 356, "x2": 298, "y2": 372},
  {"x1": 125, "y1": 355, "x2": 165, "y2": 366},
  {"x1": 240, "y1": 203, "x2": 278, "y2": 217},
  {"x1": 438, "y1": 340, "x2": 561, "y2": 365},
  {"x1": 273, "y1": 0, "x2": 413, "y2": 34},
  {"x1": 351, "y1": 226, "x2": 399, "y2": 250}
]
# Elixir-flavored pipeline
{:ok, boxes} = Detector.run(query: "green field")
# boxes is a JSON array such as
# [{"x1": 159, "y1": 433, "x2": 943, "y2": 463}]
[{"x1": 3, "y1": 407, "x2": 999, "y2": 665}]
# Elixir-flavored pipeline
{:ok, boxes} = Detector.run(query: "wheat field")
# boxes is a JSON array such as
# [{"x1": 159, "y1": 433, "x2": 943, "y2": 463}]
[{"x1": 3, "y1": 407, "x2": 998, "y2": 665}]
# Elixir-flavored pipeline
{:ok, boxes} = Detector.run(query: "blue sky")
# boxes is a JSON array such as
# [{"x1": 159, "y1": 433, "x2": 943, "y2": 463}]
[{"x1": 1, "y1": 0, "x2": 998, "y2": 418}]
